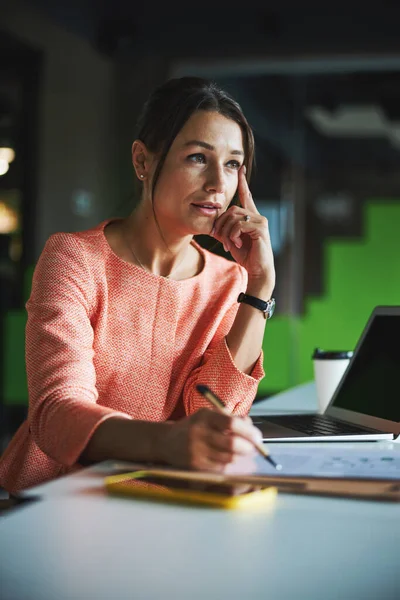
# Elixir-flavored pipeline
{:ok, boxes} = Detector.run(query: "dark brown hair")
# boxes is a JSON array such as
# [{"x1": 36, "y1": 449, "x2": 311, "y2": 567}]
[{"x1": 135, "y1": 76, "x2": 255, "y2": 200}]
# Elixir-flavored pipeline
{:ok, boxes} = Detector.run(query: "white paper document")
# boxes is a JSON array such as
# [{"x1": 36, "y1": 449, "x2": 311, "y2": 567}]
[{"x1": 226, "y1": 447, "x2": 400, "y2": 480}]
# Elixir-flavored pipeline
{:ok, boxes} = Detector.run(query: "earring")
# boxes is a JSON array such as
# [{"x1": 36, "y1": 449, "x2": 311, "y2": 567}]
[{"x1": 139, "y1": 174, "x2": 144, "y2": 179}]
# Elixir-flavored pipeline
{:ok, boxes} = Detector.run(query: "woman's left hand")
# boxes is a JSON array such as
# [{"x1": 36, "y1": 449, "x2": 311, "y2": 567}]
[{"x1": 212, "y1": 166, "x2": 275, "y2": 290}]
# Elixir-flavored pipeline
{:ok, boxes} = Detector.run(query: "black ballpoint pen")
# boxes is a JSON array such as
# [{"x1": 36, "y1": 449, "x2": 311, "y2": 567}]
[{"x1": 196, "y1": 384, "x2": 282, "y2": 471}]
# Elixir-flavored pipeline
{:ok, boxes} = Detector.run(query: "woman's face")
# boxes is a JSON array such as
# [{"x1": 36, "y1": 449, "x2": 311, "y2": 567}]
[{"x1": 151, "y1": 110, "x2": 245, "y2": 236}]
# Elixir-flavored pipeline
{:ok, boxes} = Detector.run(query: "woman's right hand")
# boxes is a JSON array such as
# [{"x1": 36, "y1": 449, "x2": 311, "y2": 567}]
[{"x1": 160, "y1": 408, "x2": 262, "y2": 472}]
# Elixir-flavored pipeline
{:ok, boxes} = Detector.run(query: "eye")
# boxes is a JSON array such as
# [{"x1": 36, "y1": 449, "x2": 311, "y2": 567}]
[
  {"x1": 187, "y1": 153, "x2": 206, "y2": 164},
  {"x1": 226, "y1": 159, "x2": 242, "y2": 170}
]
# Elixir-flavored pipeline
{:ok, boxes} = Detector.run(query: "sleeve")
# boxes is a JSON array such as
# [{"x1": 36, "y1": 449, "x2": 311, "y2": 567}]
[
  {"x1": 182, "y1": 270, "x2": 265, "y2": 417},
  {"x1": 25, "y1": 234, "x2": 131, "y2": 467}
]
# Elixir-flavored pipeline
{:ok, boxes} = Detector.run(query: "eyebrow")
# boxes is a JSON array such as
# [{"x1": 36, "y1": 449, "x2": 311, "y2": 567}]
[{"x1": 183, "y1": 140, "x2": 244, "y2": 156}]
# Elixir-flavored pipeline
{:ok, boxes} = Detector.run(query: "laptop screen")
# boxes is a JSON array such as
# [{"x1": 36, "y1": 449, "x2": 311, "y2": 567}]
[{"x1": 331, "y1": 315, "x2": 400, "y2": 422}]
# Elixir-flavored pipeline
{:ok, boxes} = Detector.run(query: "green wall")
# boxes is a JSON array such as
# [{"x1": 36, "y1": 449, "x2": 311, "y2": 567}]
[
  {"x1": 259, "y1": 200, "x2": 400, "y2": 396},
  {"x1": 3, "y1": 311, "x2": 27, "y2": 405},
  {"x1": 2, "y1": 265, "x2": 33, "y2": 405},
  {"x1": 3, "y1": 201, "x2": 400, "y2": 404}
]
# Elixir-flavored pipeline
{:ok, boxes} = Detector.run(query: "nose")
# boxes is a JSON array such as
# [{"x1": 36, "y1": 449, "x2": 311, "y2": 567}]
[{"x1": 204, "y1": 164, "x2": 226, "y2": 195}]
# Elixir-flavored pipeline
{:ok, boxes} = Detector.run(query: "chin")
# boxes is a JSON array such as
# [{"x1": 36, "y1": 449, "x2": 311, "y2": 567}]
[{"x1": 187, "y1": 220, "x2": 214, "y2": 237}]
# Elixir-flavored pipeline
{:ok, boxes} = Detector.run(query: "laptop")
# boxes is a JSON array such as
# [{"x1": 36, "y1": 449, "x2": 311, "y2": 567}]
[{"x1": 252, "y1": 306, "x2": 400, "y2": 442}]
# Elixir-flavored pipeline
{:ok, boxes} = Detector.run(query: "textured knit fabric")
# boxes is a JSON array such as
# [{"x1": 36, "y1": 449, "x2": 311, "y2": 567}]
[{"x1": 0, "y1": 220, "x2": 264, "y2": 493}]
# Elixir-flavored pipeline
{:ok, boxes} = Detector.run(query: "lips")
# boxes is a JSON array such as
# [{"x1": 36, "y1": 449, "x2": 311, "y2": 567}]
[{"x1": 191, "y1": 202, "x2": 222, "y2": 210}]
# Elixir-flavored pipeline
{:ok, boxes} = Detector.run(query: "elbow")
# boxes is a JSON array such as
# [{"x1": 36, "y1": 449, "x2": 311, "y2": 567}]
[{"x1": 28, "y1": 400, "x2": 74, "y2": 466}]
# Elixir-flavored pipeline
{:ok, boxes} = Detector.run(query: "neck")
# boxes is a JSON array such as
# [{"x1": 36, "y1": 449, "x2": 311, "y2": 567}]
[{"x1": 123, "y1": 204, "x2": 194, "y2": 278}]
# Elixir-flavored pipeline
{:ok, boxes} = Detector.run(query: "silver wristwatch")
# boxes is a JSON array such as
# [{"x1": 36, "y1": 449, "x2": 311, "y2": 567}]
[{"x1": 237, "y1": 293, "x2": 276, "y2": 320}]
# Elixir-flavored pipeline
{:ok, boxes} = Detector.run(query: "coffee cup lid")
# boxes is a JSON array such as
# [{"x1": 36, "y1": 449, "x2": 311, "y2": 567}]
[{"x1": 312, "y1": 348, "x2": 353, "y2": 360}]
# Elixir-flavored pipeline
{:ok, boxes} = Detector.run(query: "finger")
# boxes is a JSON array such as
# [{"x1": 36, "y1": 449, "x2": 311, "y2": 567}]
[
  {"x1": 195, "y1": 456, "x2": 228, "y2": 472},
  {"x1": 212, "y1": 205, "x2": 248, "y2": 235},
  {"x1": 205, "y1": 429, "x2": 255, "y2": 457},
  {"x1": 219, "y1": 217, "x2": 242, "y2": 252},
  {"x1": 244, "y1": 417, "x2": 263, "y2": 443},
  {"x1": 225, "y1": 216, "x2": 267, "y2": 250},
  {"x1": 189, "y1": 434, "x2": 233, "y2": 469},
  {"x1": 214, "y1": 208, "x2": 250, "y2": 250},
  {"x1": 194, "y1": 446, "x2": 234, "y2": 468},
  {"x1": 212, "y1": 208, "x2": 236, "y2": 239},
  {"x1": 189, "y1": 449, "x2": 229, "y2": 472},
  {"x1": 195, "y1": 408, "x2": 234, "y2": 432},
  {"x1": 228, "y1": 221, "x2": 245, "y2": 249},
  {"x1": 253, "y1": 426, "x2": 263, "y2": 444},
  {"x1": 226, "y1": 415, "x2": 262, "y2": 446},
  {"x1": 211, "y1": 211, "x2": 232, "y2": 252},
  {"x1": 204, "y1": 448, "x2": 235, "y2": 465},
  {"x1": 193, "y1": 408, "x2": 260, "y2": 446},
  {"x1": 238, "y1": 165, "x2": 258, "y2": 213}
]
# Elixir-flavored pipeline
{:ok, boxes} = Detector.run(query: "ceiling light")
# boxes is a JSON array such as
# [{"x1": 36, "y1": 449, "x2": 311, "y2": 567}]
[
  {"x1": 0, "y1": 158, "x2": 9, "y2": 176},
  {"x1": 0, "y1": 147, "x2": 15, "y2": 163},
  {"x1": 305, "y1": 104, "x2": 400, "y2": 150},
  {"x1": 0, "y1": 202, "x2": 18, "y2": 234}
]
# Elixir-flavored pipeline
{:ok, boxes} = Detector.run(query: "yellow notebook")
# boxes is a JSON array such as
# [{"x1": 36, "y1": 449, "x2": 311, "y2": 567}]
[{"x1": 105, "y1": 468, "x2": 277, "y2": 510}]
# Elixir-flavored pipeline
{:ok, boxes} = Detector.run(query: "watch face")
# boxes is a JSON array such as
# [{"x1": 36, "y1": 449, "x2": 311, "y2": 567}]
[{"x1": 268, "y1": 298, "x2": 276, "y2": 319}]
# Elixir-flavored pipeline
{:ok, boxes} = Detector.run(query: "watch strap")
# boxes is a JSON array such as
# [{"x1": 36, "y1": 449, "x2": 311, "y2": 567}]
[{"x1": 237, "y1": 293, "x2": 275, "y2": 319}]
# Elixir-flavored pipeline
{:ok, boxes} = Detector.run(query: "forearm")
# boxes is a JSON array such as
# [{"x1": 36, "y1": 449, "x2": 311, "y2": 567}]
[
  {"x1": 226, "y1": 278, "x2": 273, "y2": 375},
  {"x1": 80, "y1": 416, "x2": 172, "y2": 465}
]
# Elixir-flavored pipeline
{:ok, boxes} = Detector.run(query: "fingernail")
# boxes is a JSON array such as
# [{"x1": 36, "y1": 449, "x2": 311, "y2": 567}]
[{"x1": 243, "y1": 165, "x2": 247, "y2": 175}]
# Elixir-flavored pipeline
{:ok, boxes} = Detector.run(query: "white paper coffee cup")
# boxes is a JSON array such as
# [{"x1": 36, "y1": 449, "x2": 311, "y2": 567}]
[{"x1": 312, "y1": 348, "x2": 353, "y2": 413}]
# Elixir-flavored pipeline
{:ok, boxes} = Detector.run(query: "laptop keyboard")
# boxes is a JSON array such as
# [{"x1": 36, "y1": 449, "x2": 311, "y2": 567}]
[{"x1": 264, "y1": 414, "x2": 377, "y2": 436}]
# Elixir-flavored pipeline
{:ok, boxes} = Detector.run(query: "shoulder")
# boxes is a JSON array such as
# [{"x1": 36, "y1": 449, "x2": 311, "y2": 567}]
[
  {"x1": 42, "y1": 221, "x2": 107, "y2": 266},
  {"x1": 30, "y1": 222, "x2": 110, "y2": 309},
  {"x1": 34, "y1": 222, "x2": 110, "y2": 294}
]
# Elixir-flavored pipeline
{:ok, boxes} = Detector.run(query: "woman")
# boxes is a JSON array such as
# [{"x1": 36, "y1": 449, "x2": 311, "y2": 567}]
[{"x1": 0, "y1": 77, "x2": 275, "y2": 493}]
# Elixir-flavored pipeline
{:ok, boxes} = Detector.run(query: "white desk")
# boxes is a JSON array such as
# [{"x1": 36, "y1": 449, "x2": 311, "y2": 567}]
[
  {"x1": 251, "y1": 381, "x2": 317, "y2": 414},
  {"x1": 1, "y1": 383, "x2": 399, "y2": 600}
]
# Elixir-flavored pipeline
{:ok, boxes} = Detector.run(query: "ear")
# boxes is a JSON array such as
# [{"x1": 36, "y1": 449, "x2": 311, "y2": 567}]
[{"x1": 131, "y1": 140, "x2": 153, "y2": 181}]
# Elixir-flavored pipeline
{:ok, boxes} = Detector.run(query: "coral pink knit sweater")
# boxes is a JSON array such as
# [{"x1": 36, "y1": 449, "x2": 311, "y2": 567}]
[{"x1": 0, "y1": 221, "x2": 264, "y2": 493}]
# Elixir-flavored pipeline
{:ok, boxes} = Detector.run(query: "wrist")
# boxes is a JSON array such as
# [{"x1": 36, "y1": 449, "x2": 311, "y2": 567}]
[
  {"x1": 238, "y1": 292, "x2": 276, "y2": 320},
  {"x1": 246, "y1": 278, "x2": 274, "y2": 301},
  {"x1": 153, "y1": 421, "x2": 175, "y2": 464},
  {"x1": 116, "y1": 419, "x2": 174, "y2": 464}
]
